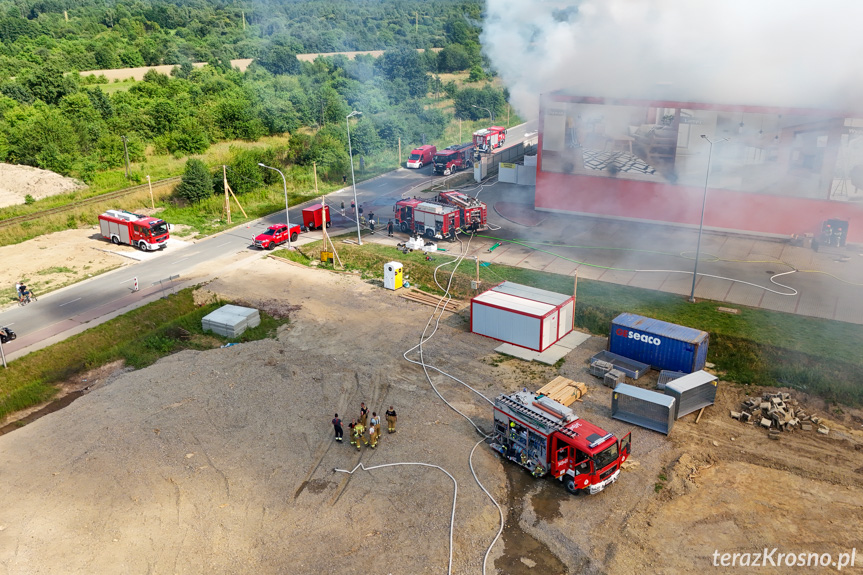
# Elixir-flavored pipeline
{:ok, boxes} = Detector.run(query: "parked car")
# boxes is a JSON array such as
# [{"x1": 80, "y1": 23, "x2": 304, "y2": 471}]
[{"x1": 253, "y1": 223, "x2": 301, "y2": 249}]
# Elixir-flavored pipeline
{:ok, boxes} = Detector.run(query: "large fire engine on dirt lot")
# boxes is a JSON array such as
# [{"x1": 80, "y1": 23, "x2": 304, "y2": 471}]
[
  {"x1": 435, "y1": 190, "x2": 488, "y2": 232},
  {"x1": 433, "y1": 143, "x2": 475, "y2": 175},
  {"x1": 473, "y1": 126, "x2": 507, "y2": 153},
  {"x1": 393, "y1": 198, "x2": 461, "y2": 240},
  {"x1": 98, "y1": 210, "x2": 170, "y2": 251},
  {"x1": 491, "y1": 390, "x2": 631, "y2": 495}
]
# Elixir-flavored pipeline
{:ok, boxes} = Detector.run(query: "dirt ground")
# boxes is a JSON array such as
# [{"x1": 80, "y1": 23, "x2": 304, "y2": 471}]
[
  {"x1": 0, "y1": 228, "x2": 134, "y2": 307},
  {"x1": 0, "y1": 163, "x2": 85, "y2": 209},
  {"x1": 0, "y1": 255, "x2": 861, "y2": 574}
]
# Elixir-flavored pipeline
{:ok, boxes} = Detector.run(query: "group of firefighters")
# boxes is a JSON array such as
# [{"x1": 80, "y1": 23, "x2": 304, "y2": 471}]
[{"x1": 331, "y1": 402, "x2": 397, "y2": 450}]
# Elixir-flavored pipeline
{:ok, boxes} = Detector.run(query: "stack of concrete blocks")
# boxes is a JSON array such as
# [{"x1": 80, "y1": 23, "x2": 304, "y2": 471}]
[
  {"x1": 590, "y1": 360, "x2": 614, "y2": 378},
  {"x1": 730, "y1": 392, "x2": 829, "y2": 438},
  {"x1": 201, "y1": 304, "x2": 261, "y2": 338},
  {"x1": 603, "y1": 369, "x2": 625, "y2": 388}
]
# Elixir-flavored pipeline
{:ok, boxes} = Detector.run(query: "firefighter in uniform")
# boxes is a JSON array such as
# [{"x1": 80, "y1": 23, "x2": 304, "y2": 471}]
[
  {"x1": 359, "y1": 402, "x2": 369, "y2": 427},
  {"x1": 369, "y1": 413, "x2": 380, "y2": 448},
  {"x1": 385, "y1": 406, "x2": 397, "y2": 433},
  {"x1": 352, "y1": 421, "x2": 365, "y2": 451},
  {"x1": 348, "y1": 419, "x2": 358, "y2": 447}
]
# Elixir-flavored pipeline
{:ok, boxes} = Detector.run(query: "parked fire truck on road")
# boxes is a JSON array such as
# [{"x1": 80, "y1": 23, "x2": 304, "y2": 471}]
[
  {"x1": 436, "y1": 190, "x2": 488, "y2": 232},
  {"x1": 473, "y1": 126, "x2": 507, "y2": 153},
  {"x1": 491, "y1": 390, "x2": 631, "y2": 495},
  {"x1": 433, "y1": 143, "x2": 475, "y2": 175},
  {"x1": 393, "y1": 198, "x2": 461, "y2": 240},
  {"x1": 98, "y1": 210, "x2": 170, "y2": 251}
]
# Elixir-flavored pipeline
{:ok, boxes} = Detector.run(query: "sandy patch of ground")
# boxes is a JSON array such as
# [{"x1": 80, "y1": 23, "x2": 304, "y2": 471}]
[
  {"x1": 0, "y1": 258, "x2": 860, "y2": 573},
  {"x1": 0, "y1": 228, "x2": 129, "y2": 305},
  {"x1": 0, "y1": 164, "x2": 86, "y2": 209}
]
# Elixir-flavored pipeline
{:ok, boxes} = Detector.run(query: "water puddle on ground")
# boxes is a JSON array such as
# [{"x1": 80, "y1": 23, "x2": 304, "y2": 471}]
[
  {"x1": 495, "y1": 463, "x2": 570, "y2": 574},
  {"x1": 0, "y1": 390, "x2": 85, "y2": 436}
]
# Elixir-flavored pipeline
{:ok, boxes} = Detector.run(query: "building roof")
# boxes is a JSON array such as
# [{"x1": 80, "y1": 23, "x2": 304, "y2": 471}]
[{"x1": 491, "y1": 281, "x2": 572, "y2": 306}]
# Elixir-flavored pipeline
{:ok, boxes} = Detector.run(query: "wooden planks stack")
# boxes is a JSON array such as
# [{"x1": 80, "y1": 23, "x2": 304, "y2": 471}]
[
  {"x1": 537, "y1": 376, "x2": 588, "y2": 407},
  {"x1": 399, "y1": 289, "x2": 462, "y2": 313}
]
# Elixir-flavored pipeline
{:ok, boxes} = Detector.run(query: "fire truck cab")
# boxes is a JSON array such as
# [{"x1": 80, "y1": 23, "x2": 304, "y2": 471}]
[
  {"x1": 473, "y1": 126, "x2": 507, "y2": 153},
  {"x1": 433, "y1": 143, "x2": 475, "y2": 175},
  {"x1": 98, "y1": 210, "x2": 170, "y2": 251},
  {"x1": 492, "y1": 390, "x2": 631, "y2": 495},
  {"x1": 393, "y1": 198, "x2": 461, "y2": 241},
  {"x1": 436, "y1": 190, "x2": 488, "y2": 232}
]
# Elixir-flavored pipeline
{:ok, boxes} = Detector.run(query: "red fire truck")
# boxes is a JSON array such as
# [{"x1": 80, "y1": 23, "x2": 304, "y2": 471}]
[
  {"x1": 491, "y1": 390, "x2": 631, "y2": 495},
  {"x1": 98, "y1": 210, "x2": 170, "y2": 251},
  {"x1": 436, "y1": 190, "x2": 488, "y2": 232},
  {"x1": 393, "y1": 198, "x2": 461, "y2": 240},
  {"x1": 433, "y1": 143, "x2": 475, "y2": 175},
  {"x1": 473, "y1": 126, "x2": 507, "y2": 153}
]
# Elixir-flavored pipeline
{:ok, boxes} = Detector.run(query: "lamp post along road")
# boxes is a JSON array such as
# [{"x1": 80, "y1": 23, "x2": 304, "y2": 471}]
[
  {"x1": 689, "y1": 135, "x2": 728, "y2": 303},
  {"x1": 346, "y1": 110, "x2": 363, "y2": 245},
  {"x1": 257, "y1": 163, "x2": 292, "y2": 250},
  {"x1": 472, "y1": 104, "x2": 494, "y2": 123}
]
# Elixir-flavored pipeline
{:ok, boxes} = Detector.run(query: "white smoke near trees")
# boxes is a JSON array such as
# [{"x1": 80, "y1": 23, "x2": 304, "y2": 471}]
[{"x1": 481, "y1": 0, "x2": 863, "y2": 117}]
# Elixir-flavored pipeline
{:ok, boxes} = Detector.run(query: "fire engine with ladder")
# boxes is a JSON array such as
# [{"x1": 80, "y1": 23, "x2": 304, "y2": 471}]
[
  {"x1": 393, "y1": 198, "x2": 461, "y2": 240},
  {"x1": 473, "y1": 126, "x2": 507, "y2": 153},
  {"x1": 491, "y1": 390, "x2": 631, "y2": 495},
  {"x1": 435, "y1": 190, "x2": 488, "y2": 232},
  {"x1": 98, "y1": 210, "x2": 170, "y2": 251}
]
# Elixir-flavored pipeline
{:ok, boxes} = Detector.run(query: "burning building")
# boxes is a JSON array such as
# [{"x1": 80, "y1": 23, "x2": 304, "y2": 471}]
[{"x1": 536, "y1": 94, "x2": 863, "y2": 243}]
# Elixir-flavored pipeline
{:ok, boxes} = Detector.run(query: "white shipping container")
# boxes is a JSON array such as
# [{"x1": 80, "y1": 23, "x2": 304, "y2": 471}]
[{"x1": 470, "y1": 282, "x2": 575, "y2": 352}]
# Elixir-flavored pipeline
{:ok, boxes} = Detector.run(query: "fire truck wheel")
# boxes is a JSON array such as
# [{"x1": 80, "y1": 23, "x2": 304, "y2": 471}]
[
  {"x1": 111, "y1": 236, "x2": 120, "y2": 245},
  {"x1": 564, "y1": 476, "x2": 578, "y2": 494},
  {"x1": 291, "y1": 232, "x2": 298, "y2": 242},
  {"x1": 326, "y1": 221, "x2": 331, "y2": 228},
  {"x1": 400, "y1": 222, "x2": 409, "y2": 233},
  {"x1": 138, "y1": 241, "x2": 148, "y2": 251},
  {"x1": 424, "y1": 229, "x2": 435, "y2": 239}
]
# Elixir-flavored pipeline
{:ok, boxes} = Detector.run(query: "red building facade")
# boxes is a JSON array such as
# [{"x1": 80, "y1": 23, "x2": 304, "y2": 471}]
[{"x1": 536, "y1": 94, "x2": 863, "y2": 243}]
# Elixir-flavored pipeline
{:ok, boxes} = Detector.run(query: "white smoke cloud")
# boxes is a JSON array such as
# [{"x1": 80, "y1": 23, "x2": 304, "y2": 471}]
[{"x1": 481, "y1": 0, "x2": 863, "y2": 118}]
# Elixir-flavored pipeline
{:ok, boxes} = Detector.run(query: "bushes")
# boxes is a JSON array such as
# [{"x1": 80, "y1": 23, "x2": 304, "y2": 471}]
[{"x1": 176, "y1": 158, "x2": 213, "y2": 203}]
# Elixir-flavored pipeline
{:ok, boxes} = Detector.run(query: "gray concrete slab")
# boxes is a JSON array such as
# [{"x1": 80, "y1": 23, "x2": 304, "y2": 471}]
[
  {"x1": 758, "y1": 292, "x2": 800, "y2": 315},
  {"x1": 627, "y1": 271, "x2": 671, "y2": 291},
  {"x1": 795, "y1": 293, "x2": 838, "y2": 320},
  {"x1": 557, "y1": 330, "x2": 592, "y2": 348},
  {"x1": 724, "y1": 282, "x2": 766, "y2": 307}
]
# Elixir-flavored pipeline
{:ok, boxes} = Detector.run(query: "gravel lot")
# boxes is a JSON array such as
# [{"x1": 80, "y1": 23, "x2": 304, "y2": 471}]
[{"x1": 0, "y1": 255, "x2": 861, "y2": 574}]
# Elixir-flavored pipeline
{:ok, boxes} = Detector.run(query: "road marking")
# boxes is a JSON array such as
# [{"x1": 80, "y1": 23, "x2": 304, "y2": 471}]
[
  {"x1": 214, "y1": 242, "x2": 232, "y2": 248},
  {"x1": 173, "y1": 256, "x2": 191, "y2": 264},
  {"x1": 59, "y1": 298, "x2": 81, "y2": 307}
]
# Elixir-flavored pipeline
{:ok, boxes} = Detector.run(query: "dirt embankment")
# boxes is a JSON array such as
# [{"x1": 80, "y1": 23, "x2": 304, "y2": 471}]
[
  {"x1": 0, "y1": 258, "x2": 860, "y2": 574},
  {"x1": 0, "y1": 163, "x2": 85, "y2": 209}
]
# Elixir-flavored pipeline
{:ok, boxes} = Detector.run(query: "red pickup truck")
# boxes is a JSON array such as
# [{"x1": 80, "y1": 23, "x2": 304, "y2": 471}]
[{"x1": 253, "y1": 223, "x2": 301, "y2": 249}]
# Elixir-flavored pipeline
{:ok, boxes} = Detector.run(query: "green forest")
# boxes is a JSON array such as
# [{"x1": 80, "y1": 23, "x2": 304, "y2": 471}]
[{"x1": 0, "y1": 0, "x2": 506, "y2": 193}]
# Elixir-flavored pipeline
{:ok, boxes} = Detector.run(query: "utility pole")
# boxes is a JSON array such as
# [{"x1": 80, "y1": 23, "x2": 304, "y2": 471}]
[
  {"x1": 242, "y1": 11, "x2": 246, "y2": 30},
  {"x1": 146, "y1": 175, "x2": 154, "y2": 209},
  {"x1": 223, "y1": 165, "x2": 231, "y2": 224},
  {"x1": 415, "y1": 12, "x2": 418, "y2": 34},
  {"x1": 121, "y1": 135, "x2": 130, "y2": 179},
  {"x1": 398, "y1": 138, "x2": 401, "y2": 167}
]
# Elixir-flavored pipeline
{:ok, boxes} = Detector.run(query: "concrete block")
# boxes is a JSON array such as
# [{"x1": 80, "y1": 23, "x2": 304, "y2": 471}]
[
  {"x1": 740, "y1": 412, "x2": 751, "y2": 423},
  {"x1": 768, "y1": 430, "x2": 781, "y2": 440},
  {"x1": 811, "y1": 416, "x2": 821, "y2": 424},
  {"x1": 818, "y1": 426, "x2": 829, "y2": 435},
  {"x1": 801, "y1": 423, "x2": 813, "y2": 431},
  {"x1": 730, "y1": 411, "x2": 741, "y2": 420},
  {"x1": 760, "y1": 402, "x2": 770, "y2": 410},
  {"x1": 760, "y1": 418, "x2": 772, "y2": 428}
]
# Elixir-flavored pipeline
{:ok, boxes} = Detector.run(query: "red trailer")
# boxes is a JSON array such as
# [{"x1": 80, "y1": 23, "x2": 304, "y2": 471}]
[{"x1": 302, "y1": 204, "x2": 331, "y2": 230}]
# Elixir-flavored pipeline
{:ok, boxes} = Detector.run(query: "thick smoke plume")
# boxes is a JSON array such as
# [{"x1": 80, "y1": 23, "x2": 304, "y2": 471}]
[{"x1": 481, "y1": 0, "x2": 863, "y2": 117}]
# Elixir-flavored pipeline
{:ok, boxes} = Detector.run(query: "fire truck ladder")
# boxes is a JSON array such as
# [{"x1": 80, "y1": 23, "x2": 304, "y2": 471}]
[
  {"x1": 496, "y1": 394, "x2": 582, "y2": 441},
  {"x1": 443, "y1": 193, "x2": 481, "y2": 209}
]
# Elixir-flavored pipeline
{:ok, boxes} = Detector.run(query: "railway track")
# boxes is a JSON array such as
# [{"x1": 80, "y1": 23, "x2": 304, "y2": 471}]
[{"x1": 0, "y1": 176, "x2": 181, "y2": 230}]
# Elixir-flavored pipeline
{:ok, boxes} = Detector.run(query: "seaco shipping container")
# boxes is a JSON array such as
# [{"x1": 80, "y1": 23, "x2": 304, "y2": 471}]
[
  {"x1": 609, "y1": 313, "x2": 709, "y2": 374},
  {"x1": 471, "y1": 282, "x2": 574, "y2": 352}
]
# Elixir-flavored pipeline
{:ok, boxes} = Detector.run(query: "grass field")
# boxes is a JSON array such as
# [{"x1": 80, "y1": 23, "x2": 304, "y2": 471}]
[{"x1": 279, "y1": 236, "x2": 863, "y2": 407}]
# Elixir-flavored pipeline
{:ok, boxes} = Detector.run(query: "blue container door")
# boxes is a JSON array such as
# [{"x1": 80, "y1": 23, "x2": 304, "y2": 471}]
[{"x1": 610, "y1": 325, "x2": 696, "y2": 373}]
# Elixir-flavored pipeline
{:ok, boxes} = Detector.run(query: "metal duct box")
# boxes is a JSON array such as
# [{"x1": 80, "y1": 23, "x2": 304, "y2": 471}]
[
  {"x1": 202, "y1": 304, "x2": 261, "y2": 338},
  {"x1": 604, "y1": 369, "x2": 625, "y2": 388},
  {"x1": 589, "y1": 360, "x2": 614, "y2": 378},
  {"x1": 612, "y1": 383, "x2": 676, "y2": 435},
  {"x1": 609, "y1": 313, "x2": 709, "y2": 373},
  {"x1": 657, "y1": 370, "x2": 686, "y2": 391},
  {"x1": 590, "y1": 350, "x2": 650, "y2": 379},
  {"x1": 664, "y1": 370, "x2": 718, "y2": 419}
]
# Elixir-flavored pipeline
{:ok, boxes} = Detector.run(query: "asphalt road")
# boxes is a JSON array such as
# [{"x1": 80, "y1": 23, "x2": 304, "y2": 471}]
[{"x1": 0, "y1": 122, "x2": 537, "y2": 359}]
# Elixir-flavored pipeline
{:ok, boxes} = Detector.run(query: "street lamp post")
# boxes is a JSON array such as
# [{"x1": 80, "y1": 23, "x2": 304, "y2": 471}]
[
  {"x1": 346, "y1": 110, "x2": 363, "y2": 245},
  {"x1": 257, "y1": 163, "x2": 292, "y2": 251},
  {"x1": 471, "y1": 104, "x2": 493, "y2": 123},
  {"x1": 689, "y1": 135, "x2": 728, "y2": 303}
]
